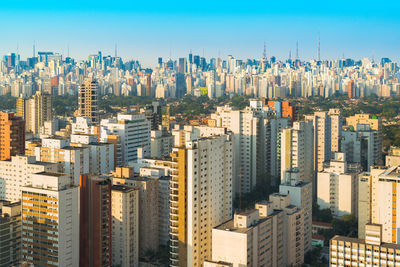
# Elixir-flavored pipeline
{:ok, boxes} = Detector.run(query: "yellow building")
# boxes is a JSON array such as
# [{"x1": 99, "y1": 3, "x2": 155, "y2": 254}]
[
  {"x1": 345, "y1": 114, "x2": 382, "y2": 132},
  {"x1": 170, "y1": 134, "x2": 233, "y2": 267},
  {"x1": 21, "y1": 172, "x2": 79, "y2": 266}
]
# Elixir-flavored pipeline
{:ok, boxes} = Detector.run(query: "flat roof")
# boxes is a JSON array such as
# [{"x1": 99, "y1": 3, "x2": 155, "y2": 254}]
[
  {"x1": 34, "y1": 171, "x2": 66, "y2": 177},
  {"x1": 332, "y1": 235, "x2": 400, "y2": 249},
  {"x1": 112, "y1": 184, "x2": 137, "y2": 192}
]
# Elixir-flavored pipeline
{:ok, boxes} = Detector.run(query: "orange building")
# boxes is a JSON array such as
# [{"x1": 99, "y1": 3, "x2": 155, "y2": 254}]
[
  {"x1": 267, "y1": 101, "x2": 297, "y2": 122},
  {"x1": 348, "y1": 80, "x2": 355, "y2": 98},
  {"x1": 0, "y1": 112, "x2": 25, "y2": 160}
]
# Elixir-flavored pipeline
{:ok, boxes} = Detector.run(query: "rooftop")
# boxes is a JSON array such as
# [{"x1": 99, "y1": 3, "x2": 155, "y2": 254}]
[{"x1": 112, "y1": 184, "x2": 137, "y2": 192}]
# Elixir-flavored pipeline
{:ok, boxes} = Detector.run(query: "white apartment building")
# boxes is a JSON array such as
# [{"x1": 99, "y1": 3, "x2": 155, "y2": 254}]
[
  {"x1": 209, "y1": 203, "x2": 284, "y2": 267},
  {"x1": 70, "y1": 133, "x2": 114, "y2": 175},
  {"x1": 305, "y1": 111, "x2": 332, "y2": 173},
  {"x1": 100, "y1": 113, "x2": 151, "y2": 164},
  {"x1": 328, "y1": 108, "x2": 343, "y2": 153},
  {"x1": 317, "y1": 153, "x2": 359, "y2": 218},
  {"x1": 211, "y1": 100, "x2": 289, "y2": 195},
  {"x1": 21, "y1": 172, "x2": 79, "y2": 266},
  {"x1": 269, "y1": 193, "x2": 306, "y2": 266},
  {"x1": 280, "y1": 181, "x2": 313, "y2": 253},
  {"x1": 112, "y1": 168, "x2": 159, "y2": 254},
  {"x1": 358, "y1": 166, "x2": 400, "y2": 244},
  {"x1": 33, "y1": 137, "x2": 89, "y2": 185},
  {"x1": 281, "y1": 120, "x2": 314, "y2": 185},
  {"x1": 111, "y1": 185, "x2": 139, "y2": 267},
  {"x1": 0, "y1": 155, "x2": 58, "y2": 202},
  {"x1": 151, "y1": 127, "x2": 173, "y2": 158}
]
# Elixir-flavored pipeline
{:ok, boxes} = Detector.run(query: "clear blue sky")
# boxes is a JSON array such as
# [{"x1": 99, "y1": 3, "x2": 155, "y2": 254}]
[{"x1": 1, "y1": 0, "x2": 399, "y2": 67}]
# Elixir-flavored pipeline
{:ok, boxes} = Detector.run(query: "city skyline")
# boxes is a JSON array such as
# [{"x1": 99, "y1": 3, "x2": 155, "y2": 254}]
[{"x1": 0, "y1": 0, "x2": 399, "y2": 67}]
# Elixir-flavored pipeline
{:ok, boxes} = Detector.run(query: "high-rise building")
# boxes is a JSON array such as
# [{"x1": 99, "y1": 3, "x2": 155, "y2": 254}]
[
  {"x1": 267, "y1": 100, "x2": 297, "y2": 122},
  {"x1": 16, "y1": 96, "x2": 26, "y2": 119},
  {"x1": 111, "y1": 185, "x2": 139, "y2": 267},
  {"x1": 100, "y1": 113, "x2": 151, "y2": 164},
  {"x1": 0, "y1": 155, "x2": 58, "y2": 202},
  {"x1": 21, "y1": 172, "x2": 79, "y2": 266},
  {"x1": 32, "y1": 137, "x2": 90, "y2": 185},
  {"x1": 178, "y1": 57, "x2": 186, "y2": 73},
  {"x1": 269, "y1": 193, "x2": 306, "y2": 266},
  {"x1": 317, "y1": 153, "x2": 359, "y2": 218},
  {"x1": 211, "y1": 100, "x2": 290, "y2": 194},
  {"x1": 328, "y1": 108, "x2": 343, "y2": 153},
  {"x1": 79, "y1": 174, "x2": 112, "y2": 267},
  {"x1": 112, "y1": 167, "x2": 159, "y2": 254},
  {"x1": 305, "y1": 111, "x2": 332, "y2": 174},
  {"x1": 145, "y1": 73, "x2": 152, "y2": 97},
  {"x1": 279, "y1": 181, "x2": 313, "y2": 253},
  {"x1": 281, "y1": 120, "x2": 314, "y2": 185},
  {"x1": 25, "y1": 90, "x2": 52, "y2": 134},
  {"x1": 207, "y1": 202, "x2": 284, "y2": 267},
  {"x1": 330, "y1": 224, "x2": 400, "y2": 266},
  {"x1": 78, "y1": 78, "x2": 99, "y2": 123},
  {"x1": 0, "y1": 112, "x2": 25, "y2": 161},
  {"x1": 0, "y1": 201, "x2": 21, "y2": 267},
  {"x1": 151, "y1": 127, "x2": 173, "y2": 158},
  {"x1": 70, "y1": 134, "x2": 115, "y2": 175},
  {"x1": 348, "y1": 79, "x2": 355, "y2": 98},
  {"x1": 169, "y1": 134, "x2": 233, "y2": 267},
  {"x1": 342, "y1": 124, "x2": 382, "y2": 171},
  {"x1": 358, "y1": 166, "x2": 400, "y2": 244}
]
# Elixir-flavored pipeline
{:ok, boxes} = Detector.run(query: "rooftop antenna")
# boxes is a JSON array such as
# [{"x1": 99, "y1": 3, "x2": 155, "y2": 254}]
[
  {"x1": 67, "y1": 44, "x2": 69, "y2": 58},
  {"x1": 114, "y1": 43, "x2": 117, "y2": 58},
  {"x1": 263, "y1": 41, "x2": 267, "y2": 59},
  {"x1": 318, "y1": 34, "x2": 320, "y2": 61},
  {"x1": 289, "y1": 50, "x2": 292, "y2": 61},
  {"x1": 202, "y1": 48, "x2": 205, "y2": 58},
  {"x1": 33, "y1": 41, "x2": 35, "y2": 58},
  {"x1": 296, "y1": 41, "x2": 299, "y2": 60}
]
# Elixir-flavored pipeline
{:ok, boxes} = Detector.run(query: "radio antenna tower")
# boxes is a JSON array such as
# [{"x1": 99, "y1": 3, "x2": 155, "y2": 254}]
[
  {"x1": 318, "y1": 34, "x2": 320, "y2": 61},
  {"x1": 114, "y1": 44, "x2": 117, "y2": 58},
  {"x1": 296, "y1": 41, "x2": 299, "y2": 60},
  {"x1": 263, "y1": 41, "x2": 267, "y2": 59}
]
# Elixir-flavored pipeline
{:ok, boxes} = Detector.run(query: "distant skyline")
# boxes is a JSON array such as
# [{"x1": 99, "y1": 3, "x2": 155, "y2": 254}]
[{"x1": 0, "y1": 0, "x2": 399, "y2": 67}]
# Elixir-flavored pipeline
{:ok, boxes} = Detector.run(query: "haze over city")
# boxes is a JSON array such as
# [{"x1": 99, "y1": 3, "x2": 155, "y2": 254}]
[{"x1": 1, "y1": 0, "x2": 399, "y2": 66}]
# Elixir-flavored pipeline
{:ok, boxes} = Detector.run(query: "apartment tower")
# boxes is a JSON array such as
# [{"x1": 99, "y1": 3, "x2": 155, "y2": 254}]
[{"x1": 79, "y1": 79, "x2": 99, "y2": 123}]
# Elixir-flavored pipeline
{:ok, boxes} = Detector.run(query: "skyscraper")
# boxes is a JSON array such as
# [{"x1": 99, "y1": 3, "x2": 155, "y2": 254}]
[
  {"x1": 348, "y1": 79, "x2": 355, "y2": 98},
  {"x1": 79, "y1": 175, "x2": 112, "y2": 267},
  {"x1": 111, "y1": 185, "x2": 139, "y2": 267},
  {"x1": 0, "y1": 112, "x2": 25, "y2": 161},
  {"x1": 169, "y1": 134, "x2": 233, "y2": 267},
  {"x1": 26, "y1": 90, "x2": 52, "y2": 134},
  {"x1": 281, "y1": 120, "x2": 314, "y2": 185},
  {"x1": 78, "y1": 79, "x2": 99, "y2": 123},
  {"x1": 21, "y1": 172, "x2": 79, "y2": 266}
]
